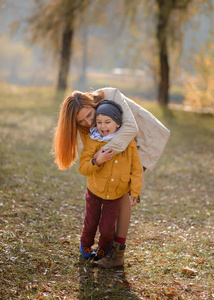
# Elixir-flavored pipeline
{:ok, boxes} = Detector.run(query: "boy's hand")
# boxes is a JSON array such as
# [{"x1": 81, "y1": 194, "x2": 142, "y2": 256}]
[
  {"x1": 95, "y1": 148, "x2": 114, "y2": 165},
  {"x1": 93, "y1": 149, "x2": 102, "y2": 160},
  {"x1": 130, "y1": 197, "x2": 137, "y2": 207}
]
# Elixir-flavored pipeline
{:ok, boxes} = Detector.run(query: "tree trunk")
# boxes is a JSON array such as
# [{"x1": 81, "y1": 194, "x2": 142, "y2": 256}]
[
  {"x1": 156, "y1": 2, "x2": 170, "y2": 106},
  {"x1": 157, "y1": 31, "x2": 169, "y2": 105},
  {"x1": 57, "y1": 24, "x2": 73, "y2": 92},
  {"x1": 79, "y1": 20, "x2": 88, "y2": 86}
]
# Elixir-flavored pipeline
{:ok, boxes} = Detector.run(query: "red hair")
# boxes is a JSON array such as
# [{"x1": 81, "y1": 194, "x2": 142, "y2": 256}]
[{"x1": 53, "y1": 90, "x2": 104, "y2": 170}]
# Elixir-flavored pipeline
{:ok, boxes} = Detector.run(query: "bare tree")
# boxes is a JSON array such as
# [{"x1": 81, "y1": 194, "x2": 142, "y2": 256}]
[
  {"x1": 27, "y1": 0, "x2": 93, "y2": 92},
  {"x1": 123, "y1": 0, "x2": 213, "y2": 105},
  {"x1": 155, "y1": 0, "x2": 194, "y2": 105}
]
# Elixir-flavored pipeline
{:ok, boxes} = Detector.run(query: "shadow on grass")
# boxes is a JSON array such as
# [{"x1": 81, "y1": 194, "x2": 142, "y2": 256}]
[{"x1": 78, "y1": 255, "x2": 139, "y2": 299}]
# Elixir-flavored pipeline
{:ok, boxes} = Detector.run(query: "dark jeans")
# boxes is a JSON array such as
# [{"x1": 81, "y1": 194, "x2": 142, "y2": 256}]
[{"x1": 80, "y1": 188, "x2": 122, "y2": 249}]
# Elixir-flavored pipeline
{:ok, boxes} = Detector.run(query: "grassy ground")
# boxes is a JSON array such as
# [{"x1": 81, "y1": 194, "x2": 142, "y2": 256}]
[{"x1": 0, "y1": 82, "x2": 213, "y2": 300}]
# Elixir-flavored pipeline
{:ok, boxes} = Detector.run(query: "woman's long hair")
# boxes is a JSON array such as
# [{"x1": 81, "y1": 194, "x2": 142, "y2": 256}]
[{"x1": 53, "y1": 90, "x2": 104, "y2": 170}]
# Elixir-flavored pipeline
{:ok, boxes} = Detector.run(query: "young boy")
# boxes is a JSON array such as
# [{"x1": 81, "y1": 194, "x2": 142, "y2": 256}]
[{"x1": 79, "y1": 100, "x2": 142, "y2": 267}]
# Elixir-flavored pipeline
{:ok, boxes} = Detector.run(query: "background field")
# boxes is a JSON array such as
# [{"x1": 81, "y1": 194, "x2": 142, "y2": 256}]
[{"x1": 0, "y1": 83, "x2": 213, "y2": 299}]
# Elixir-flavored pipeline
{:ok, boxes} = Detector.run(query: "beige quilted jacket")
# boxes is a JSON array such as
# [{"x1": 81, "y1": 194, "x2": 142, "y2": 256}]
[{"x1": 100, "y1": 87, "x2": 170, "y2": 171}]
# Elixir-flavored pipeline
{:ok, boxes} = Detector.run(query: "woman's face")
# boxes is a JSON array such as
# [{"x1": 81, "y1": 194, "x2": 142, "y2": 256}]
[{"x1": 76, "y1": 107, "x2": 96, "y2": 128}]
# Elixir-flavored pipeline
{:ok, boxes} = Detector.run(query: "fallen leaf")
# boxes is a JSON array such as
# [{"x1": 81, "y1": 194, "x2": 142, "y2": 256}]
[
  {"x1": 79, "y1": 275, "x2": 88, "y2": 279},
  {"x1": 197, "y1": 259, "x2": 204, "y2": 263},
  {"x1": 107, "y1": 279, "x2": 116, "y2": 287},
  {"x1": 182, "y1": 266, "x2": 198, "y2": 277},
  {"x1": 62, "y1": 240, "x2": 70, "y2": 244},
  {"x1": 114, "y1": 272, "x2": 124, "y2": 277},
  {"x1": 165, "y1": 292, "x2": 176, "y2": 297}
]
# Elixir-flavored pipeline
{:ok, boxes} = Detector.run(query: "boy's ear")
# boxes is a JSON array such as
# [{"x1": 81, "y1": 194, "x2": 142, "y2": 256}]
[{"x1": 116, "y1": 124, "x2": 120, "y2": 128}]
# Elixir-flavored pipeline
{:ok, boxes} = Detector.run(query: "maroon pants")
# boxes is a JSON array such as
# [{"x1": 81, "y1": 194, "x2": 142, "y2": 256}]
[{"x1": 80, "y1": 189, "x2": 122, "y2": 249}]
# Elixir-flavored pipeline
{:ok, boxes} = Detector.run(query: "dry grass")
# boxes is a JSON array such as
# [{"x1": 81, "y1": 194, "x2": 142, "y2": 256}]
[{"x1": 0, "y1": 82, "x2": 213, "y2": 299}]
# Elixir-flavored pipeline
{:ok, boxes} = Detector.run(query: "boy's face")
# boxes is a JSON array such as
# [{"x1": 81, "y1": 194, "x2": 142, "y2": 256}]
[{"x1": 96, "y1": 114, "x2": 120, "y2": 137}]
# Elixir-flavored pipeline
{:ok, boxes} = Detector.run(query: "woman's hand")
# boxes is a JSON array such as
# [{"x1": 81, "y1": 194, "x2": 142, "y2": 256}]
[
  {"x1": 95, "y1": 148, "x2": 114, "y2": 166},
  {"x1": 130, "y1": 197, "x2": 137, "y2": 207}
]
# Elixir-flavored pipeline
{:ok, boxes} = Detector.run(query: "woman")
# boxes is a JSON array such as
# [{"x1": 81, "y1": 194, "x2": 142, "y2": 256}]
[{"x1": 53, "y1": 87, "x2": 170, "y2": 267}]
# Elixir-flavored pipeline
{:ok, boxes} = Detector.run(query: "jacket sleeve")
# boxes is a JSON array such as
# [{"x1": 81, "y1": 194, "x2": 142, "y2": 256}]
[
  {"x1": 79, "y1": 138, "x2": 101, "y2": 176},
  {"x1": 130, "y1": 141, "x2": 143, "y2": 198},
  {"x1": 101, "y1": 88, "x2": 138, "y2": 154}
]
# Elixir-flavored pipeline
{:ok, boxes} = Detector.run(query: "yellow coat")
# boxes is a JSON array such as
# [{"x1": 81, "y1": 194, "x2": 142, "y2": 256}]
[{"x1": 79, "y1": 136, "x2": 142, "y2": 200}]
